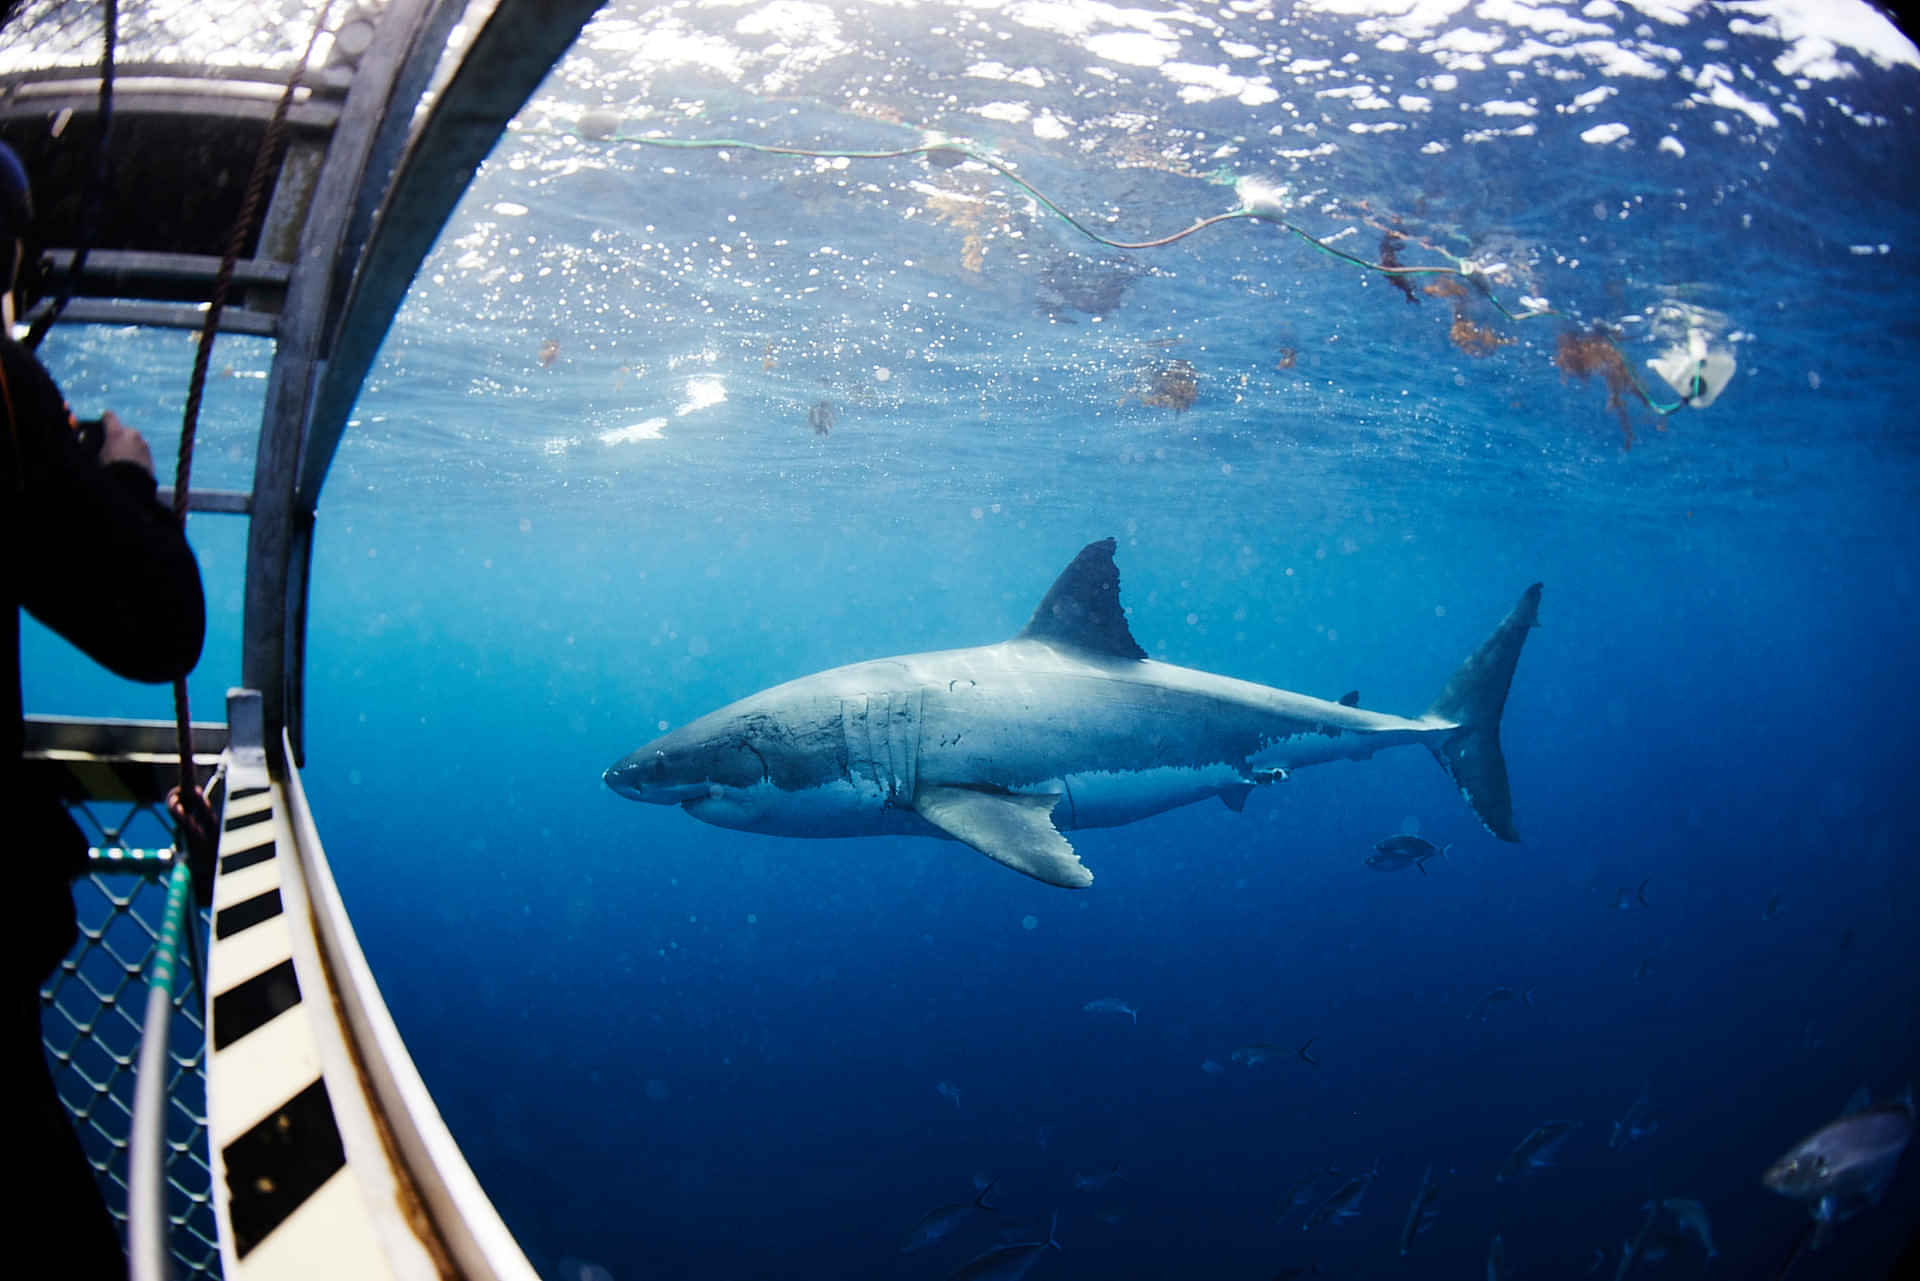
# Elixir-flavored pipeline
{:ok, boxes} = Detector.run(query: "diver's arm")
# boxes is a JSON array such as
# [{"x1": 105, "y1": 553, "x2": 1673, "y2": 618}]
[{"x1": 7, "y1": 344, "x2": 206, "y2": 682}]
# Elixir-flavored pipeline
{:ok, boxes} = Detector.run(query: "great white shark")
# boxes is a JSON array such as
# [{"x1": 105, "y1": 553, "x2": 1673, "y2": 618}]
[{"x1": 605, "y1": 539, "x2": 1541, "y2": 888}]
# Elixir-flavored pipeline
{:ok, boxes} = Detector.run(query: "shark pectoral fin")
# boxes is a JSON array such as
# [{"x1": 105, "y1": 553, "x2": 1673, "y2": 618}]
[
  {"x1": 1219, "y1": 783, "x2": 1254, "y2": 812},
  {"x1": 914, "y1": 786, "x2": 1094, "y2": 888}
]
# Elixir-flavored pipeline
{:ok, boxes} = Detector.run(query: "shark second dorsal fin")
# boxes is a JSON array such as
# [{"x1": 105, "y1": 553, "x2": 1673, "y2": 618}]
[{"x1": 1018, "y1": 537, "x2": 1147, "y2": 660}]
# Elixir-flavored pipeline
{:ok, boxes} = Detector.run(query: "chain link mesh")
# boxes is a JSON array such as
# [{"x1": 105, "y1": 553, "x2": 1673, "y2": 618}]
[
  {"x1": 44, "y1": 796, "x2": 219, "y2": 1280},
  {"x1": 0, "y1": 0, "x2": 374, "y2": 75}
]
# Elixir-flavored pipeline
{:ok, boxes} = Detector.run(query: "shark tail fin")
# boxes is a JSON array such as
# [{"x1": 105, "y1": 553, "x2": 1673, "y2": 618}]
[{"x1": 1424, "y1": 583, "x2": 1542, "y2": 843}]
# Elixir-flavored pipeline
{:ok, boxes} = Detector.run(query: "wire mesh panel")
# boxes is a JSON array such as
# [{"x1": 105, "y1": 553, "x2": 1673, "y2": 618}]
[
  {"x1": 0, "y1": 0, "x2": 369, "y2": 75},
  {"x1": 43, "y1": 796, "x2": 220, "y2": 1280}
]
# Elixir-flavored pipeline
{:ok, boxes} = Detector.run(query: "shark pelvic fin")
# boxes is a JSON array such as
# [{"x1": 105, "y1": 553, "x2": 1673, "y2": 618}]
[
  {"x1": 1018, "y1": 537, "x2": 1147, "y2": 660},
  {"x1": 914, "y1": 785, "x2": 1094, "y2": 888},
  {"x1": 1425, "y1": 583, "x2": 1542, "y2": 843}
]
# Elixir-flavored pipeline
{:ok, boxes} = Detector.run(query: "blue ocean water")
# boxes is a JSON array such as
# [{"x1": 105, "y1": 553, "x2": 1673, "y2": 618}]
[{"x1": 22, "y1": 1, "x2": 1920, "y2": 1278}]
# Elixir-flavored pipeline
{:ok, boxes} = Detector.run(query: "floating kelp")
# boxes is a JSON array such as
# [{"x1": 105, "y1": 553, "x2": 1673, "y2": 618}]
[
  {"x1": 1555, "y1": 327, "x2": 1659, "y2": 448},
  {"x1": 1380, "y1": 231, "x2": 1419, "y2": 305},
  {"x1": 1131, "y1": 358, "x2": 1199, "y2": 413},
  {"x1": 1449, "y1": 313, "x2": 1510, "y2": 357},
  {"x1": 1415, "y1": 274, "x2": 1511, "y2": 358}
]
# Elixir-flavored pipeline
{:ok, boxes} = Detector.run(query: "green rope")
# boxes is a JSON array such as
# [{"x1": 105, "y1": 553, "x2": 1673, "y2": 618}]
[
  {"x1": 575, "y1": 128, "x2": 1694, "y2": 415},
  {"x1": 147, "y1": 859, "x2": 195, "y2": 999}
]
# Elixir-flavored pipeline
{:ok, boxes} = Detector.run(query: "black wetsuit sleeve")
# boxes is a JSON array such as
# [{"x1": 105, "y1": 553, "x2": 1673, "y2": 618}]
[{"x1": 4, "y1": 341, "x2": 205, "y2": 683}]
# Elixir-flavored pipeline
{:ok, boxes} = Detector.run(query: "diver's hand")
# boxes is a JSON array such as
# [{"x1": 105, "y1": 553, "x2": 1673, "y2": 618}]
[{"x1": 96, "y1": 411, "x2": 155, "y2": 477}]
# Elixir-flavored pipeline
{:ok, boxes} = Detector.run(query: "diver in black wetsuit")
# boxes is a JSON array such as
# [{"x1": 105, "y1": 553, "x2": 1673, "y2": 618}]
[{"x1": 0, "y1": 140, "x2": 206, "y2": 1276}]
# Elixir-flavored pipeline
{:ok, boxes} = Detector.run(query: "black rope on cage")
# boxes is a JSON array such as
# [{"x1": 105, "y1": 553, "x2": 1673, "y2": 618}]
[
  {"x1": 167, "y1": 0, "x2": 340, "y2": 903},
  {"x1": 22, "y1": 0, "x2": 113, "y2": 352}
]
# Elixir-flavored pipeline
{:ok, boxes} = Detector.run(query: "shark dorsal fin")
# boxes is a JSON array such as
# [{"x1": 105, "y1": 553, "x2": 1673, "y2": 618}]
[{"x1": 1018, "y1": 537, "x2": 1146, "y2": 660}]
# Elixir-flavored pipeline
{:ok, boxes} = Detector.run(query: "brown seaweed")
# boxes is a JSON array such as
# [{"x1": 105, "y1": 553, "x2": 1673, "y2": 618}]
[
  {"x1": 1381, "y1": 232, "x2": 1419, "y2": 305},
  {"x1": 1554, "y1": 327, "x2": 1661, "y2": 449},
  {"x1": 1417, "y1": 273, "x2": 1509, "y2": 358},
  {"x1": 1449, "y1": 314, "x2": 1510, "y2": 357},
  {"x1": 1133, "y1": 358, "x2": 1199, "y2": 413}
]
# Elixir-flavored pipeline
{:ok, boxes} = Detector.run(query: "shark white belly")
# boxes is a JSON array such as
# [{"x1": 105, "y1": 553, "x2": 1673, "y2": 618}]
[{"x1": 606, "y1": 539, "x2": 1540, "y2": 888}]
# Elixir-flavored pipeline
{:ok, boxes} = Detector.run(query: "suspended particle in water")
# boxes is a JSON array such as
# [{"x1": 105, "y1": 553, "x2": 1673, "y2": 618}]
[{"x1": 1021, "y1": 914, "x2": 1038, "y2": 931}]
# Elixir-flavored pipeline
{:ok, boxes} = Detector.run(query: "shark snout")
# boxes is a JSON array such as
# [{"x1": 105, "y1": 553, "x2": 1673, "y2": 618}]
[
  {"x1": 604, "y1": 746, "x2": 728, "y2": 807},
  {"x1": 604, "y1": 751, "x2": 677, "y2": 803},
  {"x1": 602, "y1": 761, "x2": 645, "y2": 801}
]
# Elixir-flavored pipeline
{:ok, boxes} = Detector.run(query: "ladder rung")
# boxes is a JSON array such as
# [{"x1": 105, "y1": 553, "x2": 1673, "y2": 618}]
[
  {"x1": 22, "y1": 297, "x2": 278, "y2": 336},
  {"x1": 40, "y1": 249, "x2": 292, "y2": 289}
]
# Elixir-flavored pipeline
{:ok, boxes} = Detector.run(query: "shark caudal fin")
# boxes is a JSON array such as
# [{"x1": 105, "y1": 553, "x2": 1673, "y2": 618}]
[{"x1": 1424, "y1": 583, "x2": 1541, "y2": 842}]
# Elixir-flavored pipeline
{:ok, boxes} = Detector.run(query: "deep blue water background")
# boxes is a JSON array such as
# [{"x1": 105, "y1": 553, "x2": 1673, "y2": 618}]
[
  {"x1": 22, "y1": 1, "x2": 1920, "y2": 1277},
  {"x1": 284, "y1": 496, "x2": 1920, "y2": 1281}
]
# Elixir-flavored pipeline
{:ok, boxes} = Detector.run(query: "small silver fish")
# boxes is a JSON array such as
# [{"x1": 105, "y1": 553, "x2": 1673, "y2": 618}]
[
  {"x1": 1071, "y1": 1162, "x2": 1121, "y2": 1191},
  {"x1": 1660, "y1": 1198, "x2": 1717, "y2": 1259},
  {"x1": 1609, "y1": 1086, "x2": 1654, "y2": 1151},
  {"x1": 1279, "y1": 1167, "x2": 1337, "y2": 1222},
  {"x1": 1368, "y1": 834, "x2": 1450, "y2": 874},
  {"x1": 902, "y1": 1180, "x2": 1000, "y2": 1253},
  {"x1": 1613, "y1": 1200, "x2": 1659, "y2": 1281},
  {"x1": 1303, "y1": 1162, "x2": 1377, "y2": 1230},
  {"x1": 1496, "y1": 1120, "x2": 1576, "y2": 1182},
  {"x1": 1081, "y1": 997, "x2": 1137, "y2": 1024},
  {"x1": 1399, "y1": 1163, "x2": 1440, "y2": 1256},
  {"x1": 1612, "y1": 878, "x2": 1650, "y2": 910},
  {"x1": 944, "y1": 1213, "x2": 1060, "y2": 1281}
]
